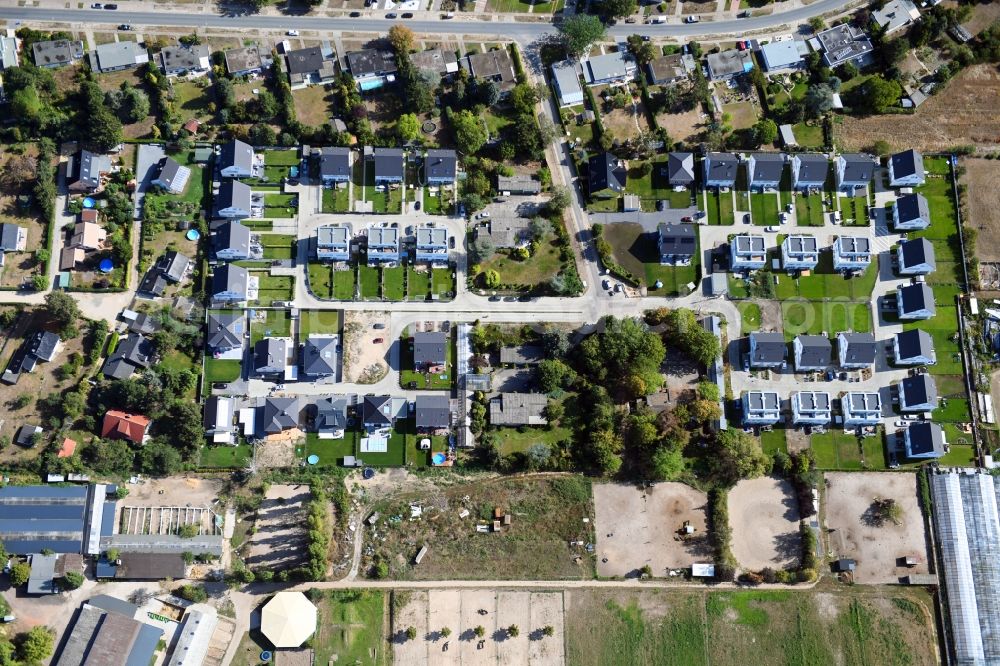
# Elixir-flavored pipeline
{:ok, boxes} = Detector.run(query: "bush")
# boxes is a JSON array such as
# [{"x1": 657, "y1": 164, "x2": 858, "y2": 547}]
[
  {"x1": 708, "y1": 488, "x2": 736, "y2": 573},
  {"x1": 176, "y1": 584, "x2": 208, "y2": 603}
]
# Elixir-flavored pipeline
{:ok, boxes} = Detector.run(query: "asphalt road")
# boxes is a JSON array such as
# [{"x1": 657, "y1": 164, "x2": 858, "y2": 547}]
[{"x1": 0, "y1": 0, "x2": 852, "y2": 42}]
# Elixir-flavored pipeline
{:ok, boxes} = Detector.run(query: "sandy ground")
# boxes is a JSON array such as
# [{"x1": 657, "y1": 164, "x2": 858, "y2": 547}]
[
  {"x1": 823, "y1": 472, "x2": 930, "y2": 584},
  {"x1": 962, "y1": 158, "x2": 1000, "y2": 264},
  {"x1": 728, "y1": 477, "x2": 802, "y2": 571},
  {"x1": 964, "y1": 0, "x2": 1000, "y2": 35},
  {"x1": 593, "y1": 482, "x2": 711, "y2": 576},
  {"x1": 655, "y1": 106, "x2": 705, "y2": 145},
  {"x1": 394, "y1": 589, "x2": 565, "y2": 666},
  {"x1": 247, "y1": 484, "x2": 309, "y2": 570},
  {"x1": 343, "y1": 310, "x2": 390, "y2": 383},
  {"x1": 116, "y1": 477, "x2": 224, "y2": 533}
]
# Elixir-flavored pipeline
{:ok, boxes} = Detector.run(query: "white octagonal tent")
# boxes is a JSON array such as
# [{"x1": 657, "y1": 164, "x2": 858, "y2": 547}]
[{"x1": 261, "y1": 592, "x2": 317, "y2": 648}]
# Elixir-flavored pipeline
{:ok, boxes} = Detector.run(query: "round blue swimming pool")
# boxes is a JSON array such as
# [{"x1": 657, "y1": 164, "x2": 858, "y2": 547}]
[
  {"x1": 186, "y1": 228, "x2": 201, "y2": 241},
  {"x1": 432, "y1": 453, "x2": 446, "y2": 465},
  {"x1": 82, "y1": 197, "x2": 96, "y2": 209},
  {"x1": 98, "y1": 258, "x2": 114, "y2": 273}
]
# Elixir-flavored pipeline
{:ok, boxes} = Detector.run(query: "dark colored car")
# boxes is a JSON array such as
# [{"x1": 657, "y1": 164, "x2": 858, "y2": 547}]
[
  {"x1": 401, "y1": 12, "x2": 413, "y2": 17},
  {"x1": 104, "y1": 3, "x2": 117, "y2": 8},
  {"x1": 385, "y1": 12, "x2": 397, "y2": 17},
  {"x1": 350, "y1": 10, "x2": 361, "y2": 16}
]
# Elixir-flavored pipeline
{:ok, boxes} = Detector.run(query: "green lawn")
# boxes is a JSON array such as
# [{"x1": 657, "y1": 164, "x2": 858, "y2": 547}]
[
  {"x1": 308, "y1": 262, "x2": 334, "y2": 299},
  {"x1": 759, "y1": 428, "x2": 787, "y2": 456},
  {"x1": 313, "y1": 591, "x2": 387, "y2": 666},
  {"x1": 406, "y1": 433, "x2": 449, "y2": 468},
  {"x1": 251, "y1": 309, "x2": 292, "y2": 344},
  {"x1": 204, "y1": 358, "x2": 241, "y2": 384},
  {"x1": 358, "y1": 422, "x2": 408, "y2": 467},
  {"x1": 199, "y1": 445, "x2": 252, "y2": 468},
  {"x1": 407, "y1": 267, "x2": 430, "y2": 300},
  {"x1": 382, "y1": 266, "x2": 405, "y2": 301},
  {"x1": 369, "y1": 185, "x2": 402, "y2": 214},
  {"x1": 321, "y1": 186, "x2": 351, "y2": 213},
  {"x1": 781, "y1": 300, "x2": 871, "y2": 340},
  {"x1": 399, "y1": 334, "x2": 454, "y2": 390},
  {"x1": 750, "y1": 192, "x2": 780, "y2": 226},
  {"x1": 432, "y1": 267, "x2": 454, "y2": 298},
  {"x1": 264, "y1": 149, "x2": 300, "y2": 166},
  {"x1": 773, "y1": 251, "x2": 878, "y2": 301},
  {"x1": 254, "y1": 274, "x2": 294, "y2": 306},
  {"x1": 602, "y1": 222, "x2": 700, "y2": 295},
  {"x1": 304, "y1": 432, "x2": 356, "y2": 467},
  {"x1": 705, "y1": 190, "x2": 735, "y2": 225},
  {"x1": 794, "y1": 192, "x2": 826, "y2": 226},
  {"x1": 359, "y1": 265, "x2": 380, "y2": 299},
  {"x1": 299, "y1": 310, "x2": 340, "y2": 337},
  {"x1": 624, "y1": 157, "x2": 672, "y2": 206},
  {"x1": 791, "y1": 121, "x2": 824, "y2": 148},
  {"x1": 811, "y1": 430, "x2": 885, "y2": 470},
  {"x1": 263, "y1": 207, "x2": 296, "y2": 219},
  {"x1": 260, "y1": 233, "x2": 296, "y2": 260},
  {"x1": 738, "y1": 302, "x2": 762, "y2": 331},
  {"x1": 477, "y1": 240, "x2": 562, "y2": 291},
  {"x1": 334, "y1": 268, "x2": 356, "y2": 300},
  {"x1": 263, "y1": 193, "x2": 297, "y2": 207},
  {"x1": 493, "y1": 424, "x2": 571, "y2": 456}
]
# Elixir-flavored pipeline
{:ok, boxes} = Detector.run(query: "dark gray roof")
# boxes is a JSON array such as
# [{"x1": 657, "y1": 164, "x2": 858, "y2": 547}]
[
  {"x1": 744, "y1": 390, "x2": 779, "y2": 411},
  {"x1": 0, "y1": 485, "x2": 88, "y2": 554},
  {"x1": 900, "y1": 374, "x2": 937, "y2": 407},
  {"x1": 839, "y1": 332, "x2": 877, "y2": 365},
  {"x1": 372, "y1": 147, "x2": 404, "y2": 180},
  {"x1": 489, "y1": 392, "x2": 548, "y2": 426},
  {"x1": 102, "y1": 335, "x2": 153, "y2": 378},
  {"x1": 895, "y1": 329, "x2": 934, "y2": 361},
  {"x1": 734, "y1": 234, "x2": 766, "y2": 254},
  {"x1": 253, "y1": 338, "x2": 287, "y2": 372},
  {"x1": 796, "y1": 335, "x2": 832, "y2": 367},
  {"x1": 153, "y1": 156, "x2": 190, "y2": 192},
  {"x1": 303, "y1": 335, "x2": 338, "y2": 376},
  {"x1": 499, "y1": 345, "x2": 545, "y2": 365},
  {"x1": 750, "y1": 332, "x2": 786, "y2": 364},
  {"x1": 345, "y1": 48, "x2": 396, "y2": 77},
  {"x1": 0, "y1": 223, "x2": 22, "y2": 251},
  {"x1": 160, "y1": 250, "x2": 190, "y2": 282},
  {"x1": 898, "y1": 282, "x2": 934, "y2": 315},
  {"x1": 156, "y1": 44, "x2": 209, "y2": 72},
  {"x1": 704, "y1": 152, "x2": 739, "y2": 182},
  {"x1": 415, "y1": 394, "x2": 450, "y2": 429},
  {"x1": 217, "y1": 180, "x2": 252, "y2": 213},
  {"x1": 214, "y1": 220, "x2": 252, "y2": 256},
  {"x1": 589, "y1": 152, "x2": 627, "y2": 193},
  {"x1": 667, "y1": 152, "x2": 695, "y2": 184},
  {"x1": 795, "y1": 391, "x2": 830, "y2": 411},
  {"x1": 203, "y1": 396, "x2": 230, "y2": 430},
  {"x1": 137, "y1": 269, "x2": 168, "y2": 297},
  {"x1": 838, "y1": 153, "x2": 875, "y2": 184},
  {"x1": 256, "y1": 397, "x2": 300, "y2": 436},
  {"x1": 57, "y1": 596, "x2": 163, "y2": 666},
  {"x1": 319, "y1": 147, "x2": 351, "y2": 179},
  {"x1": 425, "y1": 149, "x2": 457, "y2": 181},
  {"x1": 15, "y1": 423, "x2": 41, "y2": 446},
  {"x1": 32, "y1": 39, "x2": 83, "y2": 67},
  {"x1": 27, "y1": 553, "x2": 59, "y2": 594},
  {"x1": 363, "y1": 395, "x2": 393, "y2": 426},
  {"x1": 905, "y1": 421, "x2": 945, "y2": 457},
  {"x1": 314, "y1": 397, "x2": 348, "y2": 433},
  {"x1": 219, "y1": 139, "x2": 254, "y2": 174},
  {"x1": 890, "y1": 149, "x2": 924, "y2": 180},
  {"x1": 414, "y1": 331, "x2": 448, "y2": 367},
  {"x1": 127, "y1": 313, "x2": 160, "y2": 336},
  {"x1": 72, "y1": 150, "x2": 112, "y2": 190},
  {"x1": 658, "y1": 224, "x2": 697, "y2": 257},
  {"x1": 212, "y1": 264, "x2": 248, "y2": 298},
  {"x1": 899, "y1": 237, "x2": 936, "y2": 271},
  {"x1": 207, "y1": 311, "x2": 245, "y2": 350},
  {"x1": 784, "y1": 235, "x2": 818, "y2": 255},
  {"x1": 837, "y1": 236, "x2": 870, "y2": 254},
  {"x1": 750, "y1": 152, "x2": 785, "y2": 182},
  {"x1": 28, "y1": 331, "x2": 61, "y2": 361},
  {"x1": 793, "y1": 153, "x2": 829, "y2": 183},
  {"x1": 894, "y1": 193, "x2": 930, "y2": 224},
  {"x1": 285, "y1": 46, "x2": 328, "y2": 75}
]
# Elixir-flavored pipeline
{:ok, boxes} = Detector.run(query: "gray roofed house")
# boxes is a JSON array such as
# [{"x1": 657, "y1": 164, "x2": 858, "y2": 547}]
[
  {"x1": 415, "y1": 394, "x2": 451, "y2": 431},
  {"x1": 461, "y1": 49, "x2": 517, "y2": 93},
  {"x1": 835, "y1": 153, "x2": 875, "y2": 191},
  {"x1": 0, "y1": 223, "x2": 25, "y2": 252},
  {"x1": 872, "y1": 0, "x2": 921, "y2": 35},
  {"x1": 888, "y1": 148, "x2": 925, "y2": 187},
  {"x1": 667, "y1": 152, "x2": 695, "y2": 186},
  {"x1": 841, "y1": 391, "x2": 883, "y2": 425},
  {"x1": 345, "y1": 48, "x2": 397, "y2": 80},
  {"x1": 496, "y1": 174, "x2": 541, "y2": 195},
  {"x1": 90, "y1": 40, "x2": 149, "y2": 73},
  {"x1": 897, "y1": 282, "x2": 936, "y2": 320},
  {"x1": 415, "y1": 225, "x2": 449, "y2": 264},
  {"x1": 647, "y1": 54, "x2": 687, "y2": 85},
  {"x1": 749, "y1": 331, "x2": 786, "y2": 368},
  {"x1": 285, "y1": 45, "x2": 337, "y2": 87},
  {"x1": 27, "y1": 553, "x2": 60, "y2": 595},
  {"x1": 314, "y1": 396, "x2": 349, "y2": 439},
  {"x1": 319, "y1": 147, "x2": 351, "y2": 184},
  {"x1": 67, "y1": 150, "x2": 113, "y2": 193},
  {"x1": 816, "y1": 24, "x2": 875, "y2": 68},
  {"x1": 413, "y1": 331, "x2": 448, "y2": 370},
  {"x1": 791, "y1": 153, "x2": 829, "y2": 190},
  {"x1": 31, "y1": 39, "x2": 84, "y2": 68},
  {"x1": 588, "y1": 152, "x2": 627, "y2": 196},
  {"x1": 211, "y1": 264, "x2": 249, "y2": 302},
  {"x1": 892, "y1": 193, "x2": 931, "y2": 231},
  {"x1": 730, "y1": 234, "x2": 767, "y2": 271},
  {"x1": 781, "y1": 235, "x2": 819, "y2": 271},
  {"x1": 791, "y1": 391, "x2": 831, "y2": 425},
  {"x1": 898, "y1": 374, "x2": 938, "y2": 412},
  {"x1": 425, "y1": 149, "x2": 457, "y2": 184},
  {"x1": 551, "y1": 59, "x2": 584, "y2": 107},
  {"x1": 216, "y1": 180, "x2": 253, "y2": 218},
  {"x1": 224, "y1": 44, "x2": 270, "y2": 76},
  {"x1": 255, "y1": 397, "x2": 300, "y2": 437},
  {"x1": 706, "y1": 49, "x2": 754, "y2": 80},
  {"x1": 253, "y1": 337, "x2": 289, "y2": 375},
  {"x1": 155, "y1": 44, "x2": 210, "y2": 75},
  {"x1": 151, "y1": 157, "x2": 191, "y2": 194},
  {"x1": 893, "y1": 329, "x2": 935, "y2": 366},
  {"x1": 139, "y1": 250, "x2": 190, "y2": 297},
  {"x1": 582, "y1": 50, "x2": 637, "y2": 86},
  {"x1": 658, "y1": 224, "x2": 697, "y2": 265},
  {"x1": 207, "y1": 311, "x2": 245, "y2": 352},
  {"x1": 898, "y1": 237, "x2": 936, "y2": 275},
  {"x1": 704, "y1": 152, "x2": 739, "y2": 187},
  {"x1": 219, "y1": 139, "x2": 255, "y2": 179},
  {"x1": 500, "y1": 345, "x2": 545, "y2": 366},
  {"x1": 102, "y1": 335, "x2": 154, "y2": 380},
  {"x1": 833, "y1": 235, "x2": 872, "y2": 272},
  {"x1": 490, "y1": 393, "x2": 548, "y2": 426},
  {"x1": 302, "y1": 335, "x2": 339, "y2": 377},
  {"x1": 15, "y1": 424, "x2": 42, "y2": 447},
  {"x1": 371, "y1": 147, "x2": 405, "y2": 183},
  {"x1": 363, "y1": 395, "x2": 405, "y2": 429},
  {"x1": 793, "y1": 334, "x2": 832, "y2": 371},
  {"x1": 366, "y1": 226, "x2": 400, "y2": 265},
  {"x1": 316, "y1": 224, "x2": 351, "y2": 262},
  {"x1": 203, "y1": 396, "x2": 235, "y2": 443},
  {"x1": 747, "y1": 153, "x2": 786, "y2": 190},
  {"x1": 903, "y1": 421, "x2": 945, "y2": 459},
  {"x1": 409, "y1": 48, "x2": 459, "y2": 76},
  {"x1": 213, "y1": 220, "x2": 253, "y2": 260},
  {"x1": 475, "y1": 217, "x2": 531, "y2": 248},
  {"x1": 741, "y1": 390, "x2": 781, "y2": 425},
  {"x1": 837, "y1": 332, "x2": 877, "y2": 368}
]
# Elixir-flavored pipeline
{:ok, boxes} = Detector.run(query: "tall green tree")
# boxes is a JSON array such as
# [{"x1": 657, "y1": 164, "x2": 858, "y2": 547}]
[
  {"x1": 558, "y1": 15, "x2": 606, "y2": 59},
  {"x1": 448, "y1": 108, "x2": 488, "y2": 155}
]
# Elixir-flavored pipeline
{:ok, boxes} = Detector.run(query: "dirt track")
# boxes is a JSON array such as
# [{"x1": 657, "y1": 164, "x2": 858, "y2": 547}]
[{"x1": 728, "y1": 477, "x2": 801, "y2": 571}]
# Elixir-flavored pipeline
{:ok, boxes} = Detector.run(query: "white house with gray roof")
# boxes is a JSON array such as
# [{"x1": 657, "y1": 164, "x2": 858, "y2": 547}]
[
  {"x1": 316, "y1": 224, "x2": 351, "y2": 262},
  {"x1": 897, "y1": 238, "x2": 936, "y2": 275},
  {"x1": 90, "y1": 41, "x2": 149, "y2": 73},
  {"x1": 581, "y1": 50, "x2": 636, "y2": 86},
  {"x1": 219, "y1": 139, "x2": 256, "y2": 179},
  {"x1": 366, "y1": 226, "x2": 400, "y2": 265},
  {"x1": 155, "y1": 44, "x2": 210, "y2": 76},
  {"x1": 741, "y1": 390, "x2": 781, "y2": 425},
  {"x1": 893, "y1": 329, "x2": 935, "y2": 366},
  {"x1": 896, "y1": 282, "x2": 936, "y2": 320},
  {"x1": 792, "y1": 391, "x2": 831, "y2": 426},
  {"x1": 838, "y1": 332, "x2": 877, "y2": 369},
  {"x1": 833, "y1": 236, "x2": 871, "y2": 272},
  {"x1": 551, "y1": 60, "x2": 583, "y2": 107},
  {"x1": 416, "y1": 225, "x2": 449, "y2": 264},
  {"x1": 791, "y1": 153, "x2": 829, "y2": 190},
  {"x1": 835, "y1": 153, "x2": 875, "y2": 192},
  {"x1": 213, "y1": 221, "x2": 254, "y2": 261},
  {"x1": 730, "y1": 234, "x2": 767, "y2": 271},
  {"x1": 748, "y1": 332, "x2": 786, "y2": 368},
  {"x1": 489, "y1": 393, "x2": 548, "y2": 426},
  {"x1": 872, "y1": 0, "x2": 920, "y2": 36},
  {"x1": 793, "y1": 335, "x2": 831, "y2": 372},
  {"x1": 897, "y1": 374, "x2": 938, "y2": 412},
  {"x1": 704, "y1": 152, "x2": 739, "y2": 188},
  {"x1": 216, "y1": 180, "x2": 252, "y2": 219},
  {"x1": 888, "y1": 149, "x2": 925, "y2": 187},
  {"x1": 841, "y1": 391, "x2": 882, "y2": 426},
  {"x1": 747, "y1": 153, "x2": 786, "y2": 190},
  {"x1": 892, "y1": 193, "x2": 931, "y2": 231},
  {"x1": 302, "y1": 335, "x2": 339, "y2": 378},
  {"x1": 211, "y1": 264, "x2": 250, "y2": 303},
  {"x1": 667, "y1": 152, "x2": 695, "y2": 187}
]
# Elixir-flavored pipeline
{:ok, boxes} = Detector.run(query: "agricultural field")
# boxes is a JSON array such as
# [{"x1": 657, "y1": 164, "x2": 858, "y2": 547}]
[{"x1": 962, "y1": 157, "x2": 1000, "y2": 263}]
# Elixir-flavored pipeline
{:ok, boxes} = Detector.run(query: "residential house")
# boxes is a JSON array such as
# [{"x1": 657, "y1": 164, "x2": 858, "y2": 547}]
[
  {"x1": 837, "y1": 332, "x2": 877, "y2": 369},
  {"x1": 90, "y1": 41, "x2": 149, "y2": 74},
  {"x1": 461, "y1": 49, "x2": 517, "y2": 94},
  {"x1": 551, "y1": 60, "x2": 583, "y2": 107},
  {"x1": 0, "y1": 34, "x2": 18, "y2": 71},
  {"x1": 216, "y1": 180, "x2": 252, "y2": 219},
  {"x1": 101, "y1": 410, "x2": 151, "y2": 444},
  {"x1": 151, "y1": 157, "x2": 191, "y2": 194},
  {"x1": 409, "y1": 48, "x2": 459, "y2": 78},
  {"x1": 137, "y1": 250, "x2": 190, "y2": 297},
  {"x1": 489, "y1": 393, "x2": 548, "y2": 426},
  {"x1": 496, "y1": 174, "x2": 541, "y2": 195},
  {"x1": 748, "y1": 331, "x2": 786, "y2": 368},
  {"x1": 207, "y1": 311, "x2": 246, "y2": 354},
  {"x1": 203, "y1": 396, "x2": 235, "y2": 444},
  {"x1": 285, "y1": 45, "x2": 337, "y2": 88},
  {"x1": 31, "y1": 39, "x2": 84, "y2": 68},
  {"x1": 224, "y1": 45, "x2": 271, "y2": 77},
  {"x1": 835, "y1": 153, "x2": 875, "y2": 192},
  {"x1": 475, "y1": 217, "x2": 531, "y2": 248},
  {"x1": 70, "y1": 221, "x2": 107, "y2": 251},
  {"x1": 893, "y1": 329, "x2": 935, "y2": 366},
  {"x1": 316, "y1": 224, "x2": 351, "y2": 262},
  {"x1": 747, "y1": 153, "x2": 786, "y2": 190},
  {"x1": 155, "y1": 44, "x2": 210, "y2": 76},
  {"x1": 415, "y1": 394, "x2": 450, "y2": 434},
  {"x1": 588, "y1": 152, "x2": 627, "y2": 197},
  {"x1": 345, "y1": 48, "x2": 397, "y2": 87},
  {"x1": 892, "y1": 193, "x2": 931, "y2": 231},
  {"x1": 902, "y1": 421, "x2": 946, "y2": 459},
  {"x1": 791, "y1": 153, "x2": 829, "y2": 191},
  {"x1": 415, "y1": 225, "x2": 449, "y2": 264},
  {"x1": 211, "y1": 264, "x2": 250, "y2": 303},
  {"x1": 102, "y1": 335, "x2": 154, "y2": 380},
  {"x1": 318, "y1": 147, "x2": 351, "y2": 185},
  {"x1": 658, "y1": 224, "x2": 697, "y2": 266},
  {"x1": 213, "y1": 221, "x2": 253, "y2": 260},
  {"x1": 896, "y1": 282, "x2": 936, "y2": 320},
  {"x1": 833, "y1": 236, "x2": 872, "y2": 272},
  {"x1": 362, "y1": 395, "x2": 406, "y2": 430},
  {"x1": 647, "y1": 54, "x2": 687, "y2": 85},
  {"x1": 2, "y1": 330, "x2": 63, "y2": 384},
  {"x1": 791, "y1": 391, "x2": 832, "y2": 426},
  {"x1": 425, "y1": 149, "x2": 457, "y2": 185},
  {"x1": 741, "y1": 390, "x2": 781, "y2": 425},
  {"x1": 888, "y1": 149, "x2": 925, "y2": 187},
  {"x1": 581, "y1": 50, "x2": 637, "y2": 86},
  {"x1": 0, "y1": 223, "x2": 26, "y2": 253},
  {"x1": 67, "y1": 150, "x2": 112, "y2": 193},
  {"x1": 57, "y1": 438, "x2": 77, "y2": 459},
  {"x1": 255, "y1": 397, "x2": 301, "y2": 437},
  {"x1": 759, "y1": 40, "x2": 806, "y2": 72},
  {"x1": 500, "y1": 345, "x2": 545, "y2": 366},
  {"x1": 413, "y1": 331, "x2": 448, "y2": 373},
  {"x1": 313, "y1": 397, "x2": 348, "y2": 439},
  {"x1": 898, "y1": 374, "x2": 938, "y2": 412},
  {"x1": 124, "y1": 311, "x2": 160, "y2": 336},
  {"x1": 872, "y1": 0, "x2": 921, "y2": 36},
  {"x1": 793, "y1": 334, "x2": 832, "y2": 372},
  {"x1": 302, "y1": 335, "x2": 339, "y2": 378},
  {"x1": 703, "y1": 152, "x2": 739, "y2": 188},
  {"x1": 706, "y1": 49, "x2": 754, "y2": 81},
  {"x1": 816, "y1": 24, "x2": 875, "y2": 68},
  {"x1": 729, "y1": 234, "x2": 767, "y2": 271},
  {"x1": 219, "y1": 139, "x2": 255, "y2": 179},
  {"x1": 897, "y1": 237, "x2": 936, "y2": 276},
  {"x1": 370, "y1": 147, "x2": 404, "y2": 184},
  {"x1": 366, "y1": 226, "x2": 400, "y2": 265},
  {"x1": 253, "y1": 338, "x2": 290, "y2": 376},
  {"x1": 667, "y1": 152, "x2": 695, "y2": 187},
  {"x1": 841, "y1": 391, "x2": 882, "y2": 426},
  {"x1": 781, "y1": 235, "x2": 819, "y2": 272}
]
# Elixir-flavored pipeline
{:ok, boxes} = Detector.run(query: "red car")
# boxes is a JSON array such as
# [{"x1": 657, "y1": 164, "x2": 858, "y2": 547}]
[{"x1": 373, "y1": 338, "x2": 384, "y2": 344}]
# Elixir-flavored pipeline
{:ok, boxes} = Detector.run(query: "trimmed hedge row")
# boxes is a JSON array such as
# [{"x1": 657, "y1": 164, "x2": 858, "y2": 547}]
[{"x1": 591, "y1": 224, "x2": 640, "y2": 286}]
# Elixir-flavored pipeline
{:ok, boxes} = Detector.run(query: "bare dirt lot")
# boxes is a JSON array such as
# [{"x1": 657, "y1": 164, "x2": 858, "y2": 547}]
[
  {"x1": 593, "y1": 482, "x2": 711, "y2": 577},
  {"x1": 117, "y1": 476, "x2": 224, "y2": 535},
  {"x1": 601, "y1": 101, "x2": 650, "y2": 142},
  {"x1": 247, "y1": 484, "x2": 309, "y2": 570},
  {"x1": 837, "y1": 65, "x2": 1000, "y2": 153},
  {"x1": 343, "y1": 310, "x2": 390, "y2": 383},
  {"x1": 393, "y1": 589, "x2": 565, "y2": 666},
  {"x1": 728, "y1": 477, "x2": 801, "y2": 571},
  {"x1": 823, "y1": 472, "x2": 930, "y2": 584},
  {"x1": 655, "y1": 105, "x2": 705, "y2": 144},
  {"x1": 963, "y1": 0, "x2": 1000, "y2": 35},
  {"x1": 124, "y1": 476, "x2": 223, "y2": 507},
  {"x1": 962, "y1": 157, "x2": 1000, "y2": 263}
]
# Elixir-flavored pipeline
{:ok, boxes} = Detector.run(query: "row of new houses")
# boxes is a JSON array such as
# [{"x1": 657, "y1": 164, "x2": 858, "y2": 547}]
[
  {"x1": 315, "y1": 222, "x2": 450, "y2": 265},
  {"x1": 731, "y1": 233, "x2": 934, "y2": 274},
  {"x1": 747, "y1": 329, "x2": 937, "y2": 372}
]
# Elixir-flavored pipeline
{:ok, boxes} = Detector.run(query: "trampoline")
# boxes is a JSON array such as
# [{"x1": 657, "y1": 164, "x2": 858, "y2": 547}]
[
  {"x1": 362, "y1": 467, "x2": 375, "y2": 480},
  {"x1": 432, "y1": 453, "x2": 447, "y2": 465},
  {"x1": 82, "y1": 197, "x2": 96, "y2": 209},
  {"x1": 186, "y1": 228, "x2": 201, "y2": 241},
  {"x1": 307, "y1": 454, "x2": 319, "y2": 465},
  {"x1": 98, "y1": 259, "x2": 114, "y2": 273}
]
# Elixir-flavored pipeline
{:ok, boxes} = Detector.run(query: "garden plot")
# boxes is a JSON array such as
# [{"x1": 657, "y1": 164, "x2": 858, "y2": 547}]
[{"x1": 728, "y1": 476, "x2": 801, "y2": 571}]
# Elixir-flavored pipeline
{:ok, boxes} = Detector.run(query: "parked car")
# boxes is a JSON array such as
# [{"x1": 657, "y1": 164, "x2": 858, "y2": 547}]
[
  {"x1": 286, "y1": 29, "x2": 300, "y2": 36},
  {"x1": 104, "y1": 3, "x2": 117, "y2": 8},
  {"x1": 765, "y1": 225, "x2": 779, "y2": 232},
  {"x1": 373, "y1": 323, "x2": 386, "y2": 329},
  {"x1": 373, "y1": 337, "x2": 384, "y2": 344},
  {"x1": 414, "y1": 200, "x2": 421, "y2": 210},
  {"x1": 385, "y1": 12, "x2": 397, "y2": 17},
  {"x1": 350, "y1": 10, "x2": 361, "y2": 16},
  {"x1": 119, "y1": 24, "x2": 132, "y2": 30},
  {"x1": 685, "y1": 15, "x2": 700, "y2": 22},
  {"x1": 449, "y1": 237, "x2": 455, "y2": 248},
  {"x1": 743, "y1": 213, "x2": 751, "y2": 224},
  {"x1": 91, "y1": 3, "x2": 103, "y2": 7},
  {"x1": 401, "y1": 12, "x2": 413, "y2": 17}
]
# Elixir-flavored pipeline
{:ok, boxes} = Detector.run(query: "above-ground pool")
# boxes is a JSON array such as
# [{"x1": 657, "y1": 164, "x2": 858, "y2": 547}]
[
  {"x1": 186, "y1": 228, "x2": 201, "y2": 241},
  {"x1": 432, "y1": 453, "x2": 447, "y2": 465},
  {"x1": 289, "y1": 166, "x2": 299, "y2": 178},
  {"x1": 307, "y1": 454, "x2": 319, "y2": 465},
  {"x1": 363, "y1": 467, "x2": 375, "y2": 479},
  {"x1": 82, "y1": 197, "x2": 96, "y2": 209},
  {"x1": 98, "y1": 259, "x2": 114, "y2": 273}
]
